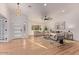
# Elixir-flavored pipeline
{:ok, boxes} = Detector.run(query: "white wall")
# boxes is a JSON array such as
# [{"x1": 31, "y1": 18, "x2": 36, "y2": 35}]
[{"x1": 46, "y1": 6, "x2": 79, "y2": 41}]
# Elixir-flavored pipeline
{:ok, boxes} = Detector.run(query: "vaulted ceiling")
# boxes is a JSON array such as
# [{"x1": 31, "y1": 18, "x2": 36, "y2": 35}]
[
  {"x1": 0, "y1": 3, "x2": 79, "y2": 21},
  {"x1": 5, "y1": 3, "x2": 79, "y2": 22},
  {"x1": 0, "y1": 3, "x2": 79, "y2": 24}
]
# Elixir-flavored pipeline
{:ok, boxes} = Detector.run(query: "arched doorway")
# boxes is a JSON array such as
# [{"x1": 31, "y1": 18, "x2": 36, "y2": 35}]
[{"x1": 12, "y1": 16, "x2": 28, "y2": 39}]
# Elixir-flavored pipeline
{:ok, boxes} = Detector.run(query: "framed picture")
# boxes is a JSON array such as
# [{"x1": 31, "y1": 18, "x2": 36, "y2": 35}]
[{"x1": 32, "y1": 25, "x2": 41, "y2": 30}]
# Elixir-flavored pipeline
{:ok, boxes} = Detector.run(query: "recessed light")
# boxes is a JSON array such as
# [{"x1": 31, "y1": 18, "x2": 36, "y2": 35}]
[
  {"x1": 62, "y1": 10, "x2": 65, "y2": 13},
  {"x1": 44, "y1": 3, "x2": 47, "y2": 6}
]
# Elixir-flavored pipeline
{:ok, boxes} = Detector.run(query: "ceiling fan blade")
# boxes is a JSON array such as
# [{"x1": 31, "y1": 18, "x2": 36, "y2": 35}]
[
  {"x1": 48, "y1": 17, "x2": 53, "y2": 20},
  {"x1": 41, "y1": 16, "x2": 53, "y2": 20}
]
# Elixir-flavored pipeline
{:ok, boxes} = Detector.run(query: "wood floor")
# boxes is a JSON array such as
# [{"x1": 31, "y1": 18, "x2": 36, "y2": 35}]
[{"x1": 0, "y1": 36, "x2": 79, "y2": 55}]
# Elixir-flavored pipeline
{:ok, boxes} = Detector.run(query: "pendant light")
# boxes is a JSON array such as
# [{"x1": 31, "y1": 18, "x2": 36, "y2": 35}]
[
  {"x1": 16, "y1": 3, "x2": 21, "y2": 16},
  {"x1": 44, "y1": 3, "x2": 47, "y2": 6}
]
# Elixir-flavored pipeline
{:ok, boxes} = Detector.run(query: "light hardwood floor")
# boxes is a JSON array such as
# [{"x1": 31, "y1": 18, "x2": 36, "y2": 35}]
[{"x1": 0, "y1": 36, "x2": 79, "y2": 55}]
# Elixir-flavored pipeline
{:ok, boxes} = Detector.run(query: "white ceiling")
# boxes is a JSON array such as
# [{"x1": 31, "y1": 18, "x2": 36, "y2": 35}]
[
  {"x1": 1, "y1": 3, "x2": 79, "y2": 23},
  {"x1": 5, "y1": 3, "x2": 79, "y2": 20}
]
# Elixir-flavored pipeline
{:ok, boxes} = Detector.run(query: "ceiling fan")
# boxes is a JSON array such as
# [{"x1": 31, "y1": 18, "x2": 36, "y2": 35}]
[{"x1": 43, "y1": 16, "x2": 53, "y2": 20}]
